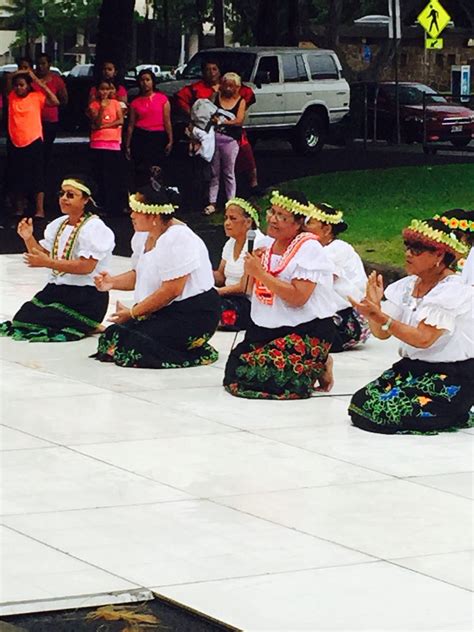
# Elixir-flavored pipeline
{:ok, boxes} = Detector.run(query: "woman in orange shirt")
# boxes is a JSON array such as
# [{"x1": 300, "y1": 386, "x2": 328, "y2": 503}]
[{"x1": 7, "y1": 70, "x2": 59, "y2": 218}]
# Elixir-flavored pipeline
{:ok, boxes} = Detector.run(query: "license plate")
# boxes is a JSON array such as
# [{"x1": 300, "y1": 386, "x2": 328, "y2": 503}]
[{"x1": 451, "y1": 125, "x2": 463, "y2": 133}]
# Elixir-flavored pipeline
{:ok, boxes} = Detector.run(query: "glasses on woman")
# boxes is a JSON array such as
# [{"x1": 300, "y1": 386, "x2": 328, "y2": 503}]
[
  {"x1": 267, "y1": 208, "x2": 292, "y2": 223},
  {"x1": 58, "y1": 190, "x2": 79, "y2": 199},
  {"x1": 403, "y1": 240, "x2": 437, "y2": 256}
]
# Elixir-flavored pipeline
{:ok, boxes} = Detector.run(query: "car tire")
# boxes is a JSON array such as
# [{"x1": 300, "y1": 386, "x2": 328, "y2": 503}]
[
  {"x1": 291, "y1": 111, "x2": 326, "y2": 154},
  {"x1": 450, "y1": 138, "x2": 471, "y2": 148}
]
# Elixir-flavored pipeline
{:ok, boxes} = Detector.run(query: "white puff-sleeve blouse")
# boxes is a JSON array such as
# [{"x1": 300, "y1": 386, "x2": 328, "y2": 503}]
[
  {"x1": 461, "y1": 249, "x2": 474, "y2": 286},
  {"x1": 132, "y1": 224, "x2": 214, "y2": 304},
  {"x1": 39, "y1": 215, "x2": 115, "y2": 286},
  {"x1": 324, "y1": 239, "x2": 367, "y2": 310},
  {"x1": 250, "y1": 238, "x2": 337, "y2": 328},
  {"x1": 382, "y1": 274, "x2": 474, "y2": 362}
]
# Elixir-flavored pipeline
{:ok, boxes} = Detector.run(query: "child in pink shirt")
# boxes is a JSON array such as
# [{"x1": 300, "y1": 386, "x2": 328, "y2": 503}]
[{"x1": 87, "y1": 79, "x2": 125, "y2": 216}]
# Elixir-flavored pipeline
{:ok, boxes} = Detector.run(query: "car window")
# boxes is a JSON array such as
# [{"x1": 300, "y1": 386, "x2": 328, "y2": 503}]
[
  {"x1": 307, "y1": 55, "x2": 338, "y2": 80},
  {"x1": 283, "y1": 55, "x2": 308, "y2": 82},
  {"x1": 181, "y1": 52, "x2": 256, "y2": 82},
  {"x1": 383, "y1": 85, "x2": 447, "y2": 105},
  {"x1": 255, "y1": 56, "x2": 279, "y2": 83}
]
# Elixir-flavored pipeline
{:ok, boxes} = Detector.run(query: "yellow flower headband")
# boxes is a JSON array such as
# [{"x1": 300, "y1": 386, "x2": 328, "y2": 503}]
[
  {"x1": 129, "y1": 193, "x2": 176, "y2": 215},
  {"x1": 433, "y1": 214, "x2": 474, "y2": 233},
  {"x1": 225, "y1": 197, "x2": 260, "y2": 227},
  {"x1": 309, "y1": 203, "x2": 344, "y2": 225},
  {"x1": 403, "y1": 219, "x2": 468, "y2": 256},
  {"x1": 270, "y1": 190, "x2": 313, "y2": 217},
  {"x1": 62, "y1": 179, "x2": 91, "y2": 196}
]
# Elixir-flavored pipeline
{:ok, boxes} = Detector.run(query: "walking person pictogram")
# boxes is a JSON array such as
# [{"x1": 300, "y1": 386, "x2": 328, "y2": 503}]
[{"x1": 427, "y1": 4, "x2": 439, "y2": 35}]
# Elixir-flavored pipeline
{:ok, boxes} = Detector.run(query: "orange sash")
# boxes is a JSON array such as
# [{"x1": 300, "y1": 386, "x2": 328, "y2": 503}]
[{"x1": 254, "y1": 232, "x2": 318, "y2": 305}]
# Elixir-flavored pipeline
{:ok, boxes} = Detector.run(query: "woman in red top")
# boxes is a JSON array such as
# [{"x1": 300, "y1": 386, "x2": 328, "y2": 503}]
[
  {"x1": 87, "y1": 79, "x2": 125, "y2": 216},
  {"x1": 125, "y1": 69, "x2": 173, "y2": 187},
  {"x1": 7, "y1": 70, "x2": 59, "y2": 218}
]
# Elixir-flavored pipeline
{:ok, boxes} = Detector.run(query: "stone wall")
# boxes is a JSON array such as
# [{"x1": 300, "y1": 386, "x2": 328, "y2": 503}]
[{"x1": 341, "y1": 40, "x2": 473, "y2": 92}]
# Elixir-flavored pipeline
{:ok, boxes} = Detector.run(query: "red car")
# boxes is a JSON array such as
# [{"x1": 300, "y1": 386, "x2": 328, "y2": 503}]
[{"x1": 352, "y1": 82, "x2": 474, "y2": 148}]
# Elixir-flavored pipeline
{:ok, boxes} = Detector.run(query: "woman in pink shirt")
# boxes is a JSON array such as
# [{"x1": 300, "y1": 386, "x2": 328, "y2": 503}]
[
  {"x1": 125, "y1": 69, "x2": 173, "y2": 187},
  {"x1": 87, "y1": 79, "x2": 125, "y2": 216},
  {"x1": 34, "y1": 53, "x2": 68, "y2": 166}
]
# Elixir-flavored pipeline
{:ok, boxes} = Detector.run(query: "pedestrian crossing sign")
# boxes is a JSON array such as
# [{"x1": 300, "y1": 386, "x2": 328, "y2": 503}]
[
  {"x1": 417, "y1": 0, "x2": 451, "y2": 38},
  {"x1": 425, "y1": 37, "x2": 443, "y2": 49}
]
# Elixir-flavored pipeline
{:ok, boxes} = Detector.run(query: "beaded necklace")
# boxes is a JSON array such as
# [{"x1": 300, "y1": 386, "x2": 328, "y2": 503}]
[
  {"x1": 51, "y1": 213, "x2": 95, "y2": 276},
  {"x1": 255, "y1": 232, "x2": 318, "y2": 305}
]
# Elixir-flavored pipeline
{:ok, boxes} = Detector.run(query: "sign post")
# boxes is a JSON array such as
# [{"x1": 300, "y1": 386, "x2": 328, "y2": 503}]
[{"x1": 388, "y1": 0, "x2": 401, "y2": 144}]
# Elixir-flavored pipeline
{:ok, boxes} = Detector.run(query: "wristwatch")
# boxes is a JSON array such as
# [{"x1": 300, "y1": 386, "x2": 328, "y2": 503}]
[{"x1": 381, "y1": 317, "x2": 393, "y2": 332}]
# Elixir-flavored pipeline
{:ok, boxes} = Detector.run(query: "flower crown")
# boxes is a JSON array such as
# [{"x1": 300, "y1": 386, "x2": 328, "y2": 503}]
[
  {"x1": 129, "y1": 193, "x2": 176, "y2": 215},
  {"x1": 403, "y1": 219, "x2": 468, "y2": 256},
  {"x1": 433, "y1": 214, "x2": 474, "y2": 233},
  {"x1": 309, "y1": 203, "x2": 344, "y2": 225},
  {"x1": 270, "y1": 190, "x2": 313, "y2": 217},
  {"x1": 226, "y1": 197, "x2": 260, "y2": 227}
]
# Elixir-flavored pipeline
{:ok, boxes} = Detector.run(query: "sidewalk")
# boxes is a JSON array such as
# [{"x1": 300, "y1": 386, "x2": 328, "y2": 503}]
[{"x1": 0, "y1": 253, "x2": 472, "y2": 630}]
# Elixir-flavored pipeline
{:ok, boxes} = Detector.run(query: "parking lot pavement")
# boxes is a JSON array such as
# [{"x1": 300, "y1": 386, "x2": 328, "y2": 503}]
[{"x1": 1, "y1": 253, "x2": 472, "y2": 630}]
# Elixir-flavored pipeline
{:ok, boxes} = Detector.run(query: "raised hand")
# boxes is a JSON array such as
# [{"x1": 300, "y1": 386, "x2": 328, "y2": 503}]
[
  {"x1": 366, "y1": 271, "x2": 384, "y2": 305},
  {"x1": 17, "y1": 217, "x2": 34, "y2": 241},
  {"x1": 243, "y1": 252, "x2": 264, "y2": 279},
  {"x1": 94, "y1": 271, "x2": 114, "y2": 292}
]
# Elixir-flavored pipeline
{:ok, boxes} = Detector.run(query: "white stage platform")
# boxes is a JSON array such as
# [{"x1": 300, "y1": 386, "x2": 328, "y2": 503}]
[{"x1": 0, "y1": 254, "x2": 472, "y2": 630}]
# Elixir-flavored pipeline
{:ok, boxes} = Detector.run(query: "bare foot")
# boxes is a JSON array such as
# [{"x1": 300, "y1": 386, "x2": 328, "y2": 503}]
[{"x1": 315, "y1": 355, "x2": 334, "y2": 393}]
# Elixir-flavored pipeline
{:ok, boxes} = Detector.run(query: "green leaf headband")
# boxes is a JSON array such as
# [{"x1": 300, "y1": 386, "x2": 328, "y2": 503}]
[
  {"x1": 309, "y1": 203, "x2": 344, "y2": 225},
  {"x1": 403, "y1": 219, "x2": 468, "y2": 256},
  {"x1": 270, "y1": 190, "x2": 313, "y2": 217},
  {"x1": 129, "y1": 193, "x2": 176, "y2": 215},
  {"x1": 433, "y1": 214, "x2": 474, "y2": 233},
  {"x1": 225, "y1": 197, "x2": 260, "y2": 227}
]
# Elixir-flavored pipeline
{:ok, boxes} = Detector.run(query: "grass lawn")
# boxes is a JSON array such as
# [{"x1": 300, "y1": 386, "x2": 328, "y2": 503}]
[{"x1": 258, "y1": 164, "x2": 474, "y2": 267}]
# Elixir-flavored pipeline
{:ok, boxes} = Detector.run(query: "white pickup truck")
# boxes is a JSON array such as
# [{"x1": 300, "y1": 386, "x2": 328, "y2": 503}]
[{"x1": 159, "y1": 47, "x2": 350, "y2": 154}]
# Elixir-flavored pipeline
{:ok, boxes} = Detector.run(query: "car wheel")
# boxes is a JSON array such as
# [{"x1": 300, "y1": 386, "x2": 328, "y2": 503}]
[
  {"x1": 451, "y1": 138, "x2": 471, "y2": 148},
  {"x1": 291, "y1": 112, "x2": 326, "y2": 154}
]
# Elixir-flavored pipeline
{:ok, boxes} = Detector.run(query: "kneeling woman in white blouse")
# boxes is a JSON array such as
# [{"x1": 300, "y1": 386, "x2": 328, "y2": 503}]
[
  {"x1": 0, "y1": 176, "x2": 114, "y2": 342},
  {"x1": 224, "y1": 190, "x2": 338, "y2": 400},
  {"x1": 93, "y1": 182, "x2": 220, "y2": 368},
  {"x1": 305, "y1": 203, "x2": 370, "y2": 352},
  {"x1": 349, "y1": 218, "x2": 473, "y2": 434}
]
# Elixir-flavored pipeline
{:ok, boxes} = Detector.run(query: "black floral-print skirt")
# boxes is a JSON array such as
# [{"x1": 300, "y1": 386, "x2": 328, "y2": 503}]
[
  {"x1": 331, "y1": 306, "x2": 370, "y2": 353},
  {"x1": 93, "y1": 289, "x2": 220, "y2": 368},
  {"x1": 219, "y1": 294, "x2": 251, "y2": 331},
  {"x1": 349, "y1": 357, "x2": 474, "y2": 434},
  {"x1": 0, "y1": 283, "x2": 109, "y2": 342},
  {"x1": 223, "y1": 316, "x2": 335, "y2": 400}
]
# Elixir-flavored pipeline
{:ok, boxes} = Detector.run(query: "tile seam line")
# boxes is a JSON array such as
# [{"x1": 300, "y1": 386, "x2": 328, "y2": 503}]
[
  {"x1": 249, "y1": 430, "x2": 474, "y2": 485},
  {"x1": 383, "y1": 558, "x2": 474, "y2": 594},
  {"x1": 206, "y1": 497, "x2": 381, "y2": 563},
  {"x1": 0, "y1": 523, "x2": 147, "y2": 592}
]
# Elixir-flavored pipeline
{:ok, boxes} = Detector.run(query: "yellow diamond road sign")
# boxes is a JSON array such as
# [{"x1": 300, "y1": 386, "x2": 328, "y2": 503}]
[
  {"x1": 426, "y1": 37, "x2": 443, "y2": 49},
  {"x1": 417, "y1": 0, "x2": 451, "y2": 38}
]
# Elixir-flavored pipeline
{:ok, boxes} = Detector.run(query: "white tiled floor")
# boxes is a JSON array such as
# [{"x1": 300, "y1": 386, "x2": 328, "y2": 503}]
[{"x1": 0, "y1": 254, "x2": 472, "y2": 630}]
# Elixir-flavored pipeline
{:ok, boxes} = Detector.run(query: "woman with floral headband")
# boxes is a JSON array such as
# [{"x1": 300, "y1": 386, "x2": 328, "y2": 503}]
[
  {"x1": 93, "y1": 178, "x2": 220, "y2": 368},
  {"x1": 349, "y1": 217, "x2": 473, "y2": 434},
  {"x1": 433, "y1": 209, "x2": 474, "y2": 285},
  {"x1": 305, "y1": 203, "x2": 370, "y2": 352},
  {"x1": 214, "y1": 198, "x2": 268, "y2": 331},
  {"x1": 223, "y1": 190, "x2": 337, "y2": 399},
  {"x1": 0, "y1": 175, "x2": 115, "y2": 342}
]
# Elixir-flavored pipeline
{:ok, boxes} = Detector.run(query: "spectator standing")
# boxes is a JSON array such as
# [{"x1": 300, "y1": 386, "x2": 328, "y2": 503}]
[
  {"x1": 88, "y1": 61, "x2": 128, "y2": 107},
  {"x1": 126, "y1": 69, "x2": 173, "y2": 187},
  {"x1": 6, "y1": 70, "x2": 59, "y2": 218},
  {"x1": 176, "y1": 59, "x2": 261, "y2": 196},
  {"x1": 87, "y1": 79, "x2": 125, "y2": 216},
  {"x1": 34, "y1": 53, "x2": 68, "y2": 168},
  {"x1": 206, "y1": 73, "x2": 246, "y2": 215}
]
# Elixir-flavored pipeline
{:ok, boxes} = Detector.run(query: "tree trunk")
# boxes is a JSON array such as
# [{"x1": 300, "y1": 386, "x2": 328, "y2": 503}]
[
  {"x1": 95, "y1": 0, "x2": 135, "y2": 79},
  {"x1": 287, "y1": 0, "x2": 300, "y2": 46},
  {"x1": 214, "y1": 0, "x2": 225, "y2": 47}
]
